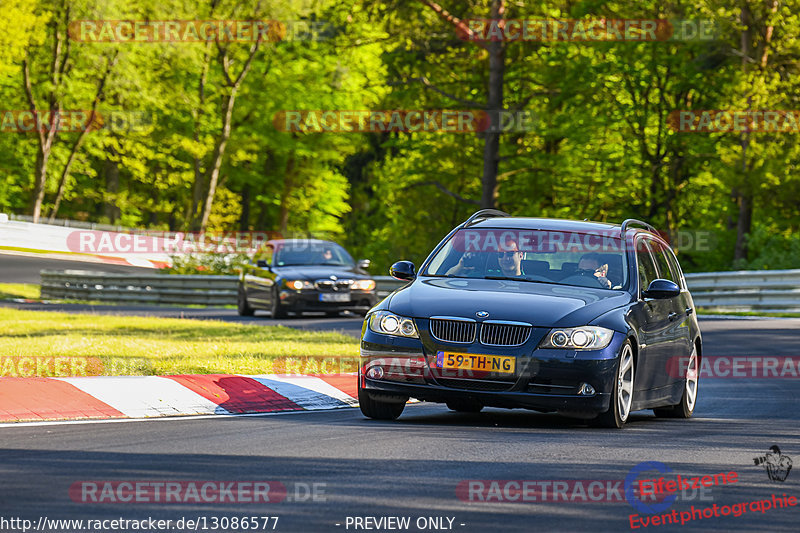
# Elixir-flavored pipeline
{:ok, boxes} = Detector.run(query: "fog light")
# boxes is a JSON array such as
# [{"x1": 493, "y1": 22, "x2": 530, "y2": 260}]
[
  {"x1": 578, "y1": 383, "x2": 595, "y2": 396},
  {"x1": 366, "y1": 366, "x2": 384, "y2": 380}
]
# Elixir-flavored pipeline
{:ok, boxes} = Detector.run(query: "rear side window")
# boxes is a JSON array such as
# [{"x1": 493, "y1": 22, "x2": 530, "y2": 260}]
[
  {"x1": 663, "y1": 247, "x2": 686, "y2": 289},
  {"x1": 648, "y1": 239, "x2": 677, "y2": 283},
  {"x1": 636, "y1": 239, "x2": 659, "y2": 296}
]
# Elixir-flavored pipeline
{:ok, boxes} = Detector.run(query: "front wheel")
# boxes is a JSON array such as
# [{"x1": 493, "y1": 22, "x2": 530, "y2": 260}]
[
  {"x1": 270, "y1": 286, "x2": 287, "y2": 319},
  {"x1": 237, "y1": 286, "x2": 255, "y2": 316},
  {"x1": 592, "y1": 340, "x2": 634, "y2": 428},
  {"x1": 654, "y1": 345, "x2": 698, "y2": 419},
  {"x1": 358, "y1": 384, "x2": 406, "y2": 420}
]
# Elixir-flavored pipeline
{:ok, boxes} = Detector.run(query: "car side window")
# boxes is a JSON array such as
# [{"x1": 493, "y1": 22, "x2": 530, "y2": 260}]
[
  {"x1": 663, "y1": 247, "x2": 686, "y2": 290},
  {"x1": 648, "y1": 239, "x2": 677, "y2": 284},
  {"x1": 636, "y1": 238, "x2": 659, "y2": 296}
]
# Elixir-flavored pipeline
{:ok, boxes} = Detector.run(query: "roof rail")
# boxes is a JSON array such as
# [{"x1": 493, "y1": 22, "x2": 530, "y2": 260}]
[
  {"x1": 463, "y1": 209, "x2": 511, "y2": 227},
  {"x1": 620, "y1": 218, "x2": 659, "y2": 236}
]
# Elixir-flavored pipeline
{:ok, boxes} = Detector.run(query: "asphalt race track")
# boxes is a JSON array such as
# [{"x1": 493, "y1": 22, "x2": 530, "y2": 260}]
[
  {"x1": 2, "y1": 318, "x2": 799, "y2": 532},
  {"x1": 0, "y1": 252, "x2": 155, "y2": 284},
  {"x1": 2, "y1": 253, "x2": 799, "y2": 531}
]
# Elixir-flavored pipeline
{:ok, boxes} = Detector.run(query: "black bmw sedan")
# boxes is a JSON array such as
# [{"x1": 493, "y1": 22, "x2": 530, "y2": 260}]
[
  {"x1": 237, "y1": 239, "x2": 377, "y2": 318},
  {"x1": 359, "y1": 210, "x2": 701, "y2": 428}
]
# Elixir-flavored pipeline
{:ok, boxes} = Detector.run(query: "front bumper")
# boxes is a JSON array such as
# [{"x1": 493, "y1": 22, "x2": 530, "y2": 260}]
[
  {"x1": 359, "y1": 329, "x2": 626, "y2": 417},
  {"x1": 280, "y1": 289, "x2": 377, "y2": 312}
]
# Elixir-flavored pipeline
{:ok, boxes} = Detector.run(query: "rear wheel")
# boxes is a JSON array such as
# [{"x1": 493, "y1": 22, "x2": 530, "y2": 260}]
[
  {"x1": 592, "y1": 340, "x2": 634, "y2": 428},
  {"x1": 358, "y1": 383, "x2": 406, "y2": 420},
  {"x1": 270, "y1": 286, "x2": 287, "y2": 319},
  {"x1": 237, "y1": 286, "x2": 255, "y2": 316},
  {"x1": 446, "y1": 398, "x2": 483, "y2": 413},
  {"x1": 654, "y1": 345, "x2": 698, "y2": 419}
]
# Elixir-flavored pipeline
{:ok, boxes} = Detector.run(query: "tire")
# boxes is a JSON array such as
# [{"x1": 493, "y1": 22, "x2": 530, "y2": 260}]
[
  {"x1": 592, "y1": 340, "x2": 635, "y2": 428},
  {"x1": 358, "y1": 383, "x2": 406, "y2": 420},
  {"x1": 325, "y1": 311, "x2": 340, "y2": 318},
  {"x1": 446, "y1": 399, "x2": 483, "y2": 413},
  {"x1": 654, "y1": 344, "x2": 698, "y2": 419},
  {"x1": 237, "y1": 286, "x2": 255, "y2": 316},
  {"x1": 270, "y1": 286, "x2": 287, "y2": 319}
]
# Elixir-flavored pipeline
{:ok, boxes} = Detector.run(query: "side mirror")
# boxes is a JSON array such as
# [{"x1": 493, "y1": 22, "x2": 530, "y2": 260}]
[
  {"x1": 256, "y1": 259, "x2": 270, "y2": 268},
  {"x1": 642, "y1": 279, "x2": 680, "y2": 299},
  {"x1": 389, "y1": 260, "x2": 416, "y2": 281},
  {"x1": 357, "y1": 259, "x2": 371, "y2": 270}
]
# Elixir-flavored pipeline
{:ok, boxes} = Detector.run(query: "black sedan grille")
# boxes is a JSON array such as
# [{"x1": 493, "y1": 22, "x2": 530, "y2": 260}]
[
  {"x1": 315, "y1": 279, "x2": 353, "y2": 292},
  {"x1": 429, "y1": 318, "x2": 476, "y2": 344},
  {"x1": 479, "y1": 322, "x2": 532, "y2": 347}
]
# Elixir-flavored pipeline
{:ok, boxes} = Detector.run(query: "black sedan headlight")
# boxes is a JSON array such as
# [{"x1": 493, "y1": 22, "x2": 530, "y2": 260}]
[
  {"x1": 368, "y1": 311, "x2": 418, "y2": 338},
  {"x1": 284, "y1": 280, "x2": 314, "y2": 290},
  {"x1": 539, "y1": 326, "x2": 614, "y2": 350}
]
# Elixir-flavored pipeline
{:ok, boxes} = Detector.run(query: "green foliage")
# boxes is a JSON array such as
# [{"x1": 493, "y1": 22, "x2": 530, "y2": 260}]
[
  {"x1": 1, "y1": 0, "x2": 800, "y2": 274},
  {"x1": 159, "y1": 252, "x2": 250, "y2": 275}
]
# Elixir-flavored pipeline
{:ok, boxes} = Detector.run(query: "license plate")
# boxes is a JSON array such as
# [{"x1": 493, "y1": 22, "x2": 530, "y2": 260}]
[
  {"x1": 319, "y1": 293, "x2": 350, "y2": 302},
  {"x1": 435, "y1": 351, "x2": 515, "y2": 374}
]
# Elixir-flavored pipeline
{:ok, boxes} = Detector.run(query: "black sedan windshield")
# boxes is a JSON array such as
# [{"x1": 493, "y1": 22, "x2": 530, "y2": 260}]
[
  {"x1": 273, "y1": 241, "x2": 354, "y2": 267},
  {"x1": 424, "y1": 228, "x2": 627, "y2": 290}
]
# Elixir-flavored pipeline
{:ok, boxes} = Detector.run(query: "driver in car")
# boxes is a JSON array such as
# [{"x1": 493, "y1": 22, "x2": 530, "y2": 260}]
[
  {"x1": 447, "y1": 238, "x2": 525, "y2": 278},
  {"x1": 577, "y1": 252, "x2": 612, "y2": 288}
]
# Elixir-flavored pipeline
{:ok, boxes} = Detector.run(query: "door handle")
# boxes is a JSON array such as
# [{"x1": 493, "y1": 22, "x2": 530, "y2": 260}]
[
  {"x1": 668, "y1": 312, "x2": 679, "y2": 321},
  {"x1": 685, "y1": 307, "x2": 694, "y2": 315}
]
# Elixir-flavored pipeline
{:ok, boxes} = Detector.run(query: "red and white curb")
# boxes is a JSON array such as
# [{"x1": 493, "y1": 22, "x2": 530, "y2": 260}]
[{"x1": 0, "y1": 373, "x2": 357, "y2": 423}]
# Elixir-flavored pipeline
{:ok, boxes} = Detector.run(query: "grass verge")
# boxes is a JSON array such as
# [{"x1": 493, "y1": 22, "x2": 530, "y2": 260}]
[
  {"x1": 0, "y1": 308, "x2": 360, "y2": 376},
  {"x1": 0, "y1": 283, "x2": 40, "y2": 300},
  {"x1": 697, "y1": 308, "x2": 800, "y2": 318}
]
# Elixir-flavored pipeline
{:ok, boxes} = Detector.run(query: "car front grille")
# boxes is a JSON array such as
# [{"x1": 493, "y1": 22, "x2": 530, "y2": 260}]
[
  {"x1": 429, "y1": 318, "x2": 476, "y2": 344},
  {"x1": 315, "y1": 279, "x2": 353, "y2": 292},
  {"x1": 479, "y1": 322, "x2": 532, "y2": 347}
]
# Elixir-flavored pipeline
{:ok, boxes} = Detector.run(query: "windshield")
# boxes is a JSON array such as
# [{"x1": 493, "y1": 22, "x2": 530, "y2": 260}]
[
  {"x1": 424, "y1": 228, "x2": 627, "y2": 290},
  {"x1": 273, "y1": 241, "x2": 354, "y2": 267}
]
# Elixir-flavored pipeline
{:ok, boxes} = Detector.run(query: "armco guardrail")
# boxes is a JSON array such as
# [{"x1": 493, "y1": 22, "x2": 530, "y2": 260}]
[
  {"x1": 39, "y1": 271, "x2": 408, "y2": 306},
  {"x1": 40, "y1": 270, "x2": 239, "y2": 306},
  {"x1": 44, "y1": 269, "x2": 799, "y2": 312},
  {"x1": 685, "y1": 269, "x2": 800, "y2": 312},
  {"x1": 375, "y1": 276, "x2": 408, "y2": 298}
]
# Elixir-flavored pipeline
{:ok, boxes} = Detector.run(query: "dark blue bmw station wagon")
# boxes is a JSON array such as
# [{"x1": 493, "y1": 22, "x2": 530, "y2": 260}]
[{"x1": 358, "y1": 210, "x2": 701, "y2": 428}]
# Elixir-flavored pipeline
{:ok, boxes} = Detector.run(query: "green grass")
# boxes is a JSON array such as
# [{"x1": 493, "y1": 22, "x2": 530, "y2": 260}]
[
  {"x1": 0, "y1": 283, "x2": 40, "y2": 300},
  {"x1": 697, "y1": 308, "x2": 800, "y2": 318},
  {"x1": 0, "y1": 308, "x2": 360, "y2": 376}
]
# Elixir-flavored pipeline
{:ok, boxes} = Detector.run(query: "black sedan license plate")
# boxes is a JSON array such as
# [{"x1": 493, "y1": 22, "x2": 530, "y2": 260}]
[{"x1": 319, "y1": 293, "x2": 350, "y2": 302}]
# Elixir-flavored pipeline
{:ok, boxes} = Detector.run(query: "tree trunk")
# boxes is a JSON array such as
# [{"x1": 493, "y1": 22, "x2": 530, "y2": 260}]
[
  {"x1": 278, "y1": 152, "x2": 297, "y2": 235},
  {"x1": 102, "y1": 152, "x2": 120, "y2": 223},
  {"x1": 239, "y1": 183, "x2": 251, "y2": 232},
  {"x1": 197, "y1": 40, "x2": 260, "y2": 231},
  {"x1": 199, "y1": 89, "x2": 237, "y2": 231},
  {"x1": 480, "y1": 0, "x2": 506, "y2": 209}
]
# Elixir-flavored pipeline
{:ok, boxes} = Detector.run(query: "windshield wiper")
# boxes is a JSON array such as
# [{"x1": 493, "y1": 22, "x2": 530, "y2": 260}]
[{"x1": 484, "y1": 275, "x2": 566, "y2": 286}]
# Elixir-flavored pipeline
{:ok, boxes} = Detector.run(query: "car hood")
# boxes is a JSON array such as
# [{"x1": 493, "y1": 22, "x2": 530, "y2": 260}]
[
  {"x1": 387, "y1": 277, "x2": 632, "y2": 327},
  {"x1": 272, "y1": 265, "x2": 369, "y2": 280}
]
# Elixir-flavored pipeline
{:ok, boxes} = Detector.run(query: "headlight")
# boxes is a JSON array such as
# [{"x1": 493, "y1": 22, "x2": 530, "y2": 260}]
[
  {"x1": 352, "y1": 279, "x2": 376, "y2": 291},
  {"x1": 368, "y1": 311, "x2": 418, "y2": 338},
  {"x1": 539, "y1": 326, "x2": 614, "y2": 350},
  {"x1": 285, "y1": 280, "x2": 314, "y2": 290}
]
